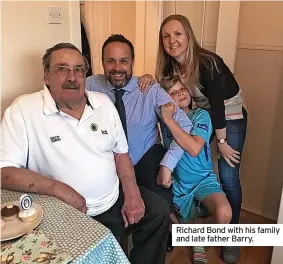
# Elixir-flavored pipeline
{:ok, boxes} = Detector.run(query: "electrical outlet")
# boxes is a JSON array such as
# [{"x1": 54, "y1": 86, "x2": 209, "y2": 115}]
[{"x1": 48, "y1": 7, "x2": 62, "y2": 24}]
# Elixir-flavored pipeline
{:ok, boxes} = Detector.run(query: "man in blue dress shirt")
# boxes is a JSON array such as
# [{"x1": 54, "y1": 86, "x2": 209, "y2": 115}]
[{"x1": 86, "y1": 34, "x2": 193, "y2": 208}]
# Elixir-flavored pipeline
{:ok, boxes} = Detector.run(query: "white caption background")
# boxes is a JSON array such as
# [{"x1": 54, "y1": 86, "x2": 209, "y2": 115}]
[{"x1": 172, "y1": 224, "x2": 283, "y2": 246}]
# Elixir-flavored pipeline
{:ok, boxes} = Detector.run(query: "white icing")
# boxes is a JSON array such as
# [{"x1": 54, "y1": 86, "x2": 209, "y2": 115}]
[{"x1": 19, "y1": 206, "x2": 37, "y2": 218}]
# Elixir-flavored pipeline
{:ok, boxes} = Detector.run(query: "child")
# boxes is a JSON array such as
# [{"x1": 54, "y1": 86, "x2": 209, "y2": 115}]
[{"x1": 157, "y1": 76, "x2": 232, "y2": 264}]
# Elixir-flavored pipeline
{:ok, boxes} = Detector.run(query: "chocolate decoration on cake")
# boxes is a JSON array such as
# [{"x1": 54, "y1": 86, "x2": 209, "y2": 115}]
[{"x1": 1, "y1": 205, "x2": 20, "y2": 221}]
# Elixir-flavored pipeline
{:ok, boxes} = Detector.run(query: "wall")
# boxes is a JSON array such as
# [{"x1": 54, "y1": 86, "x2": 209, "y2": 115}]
[
  {"x1": 1, "y1": 1, "x2": 81, "y2": 117},
  {"x1": 135, "y1": 1, "x2": 162, "y2": 76},
  {"x1": 235, "y1": 1, "x2": 283, "y2": 220},
  {"x1": 216, "y1": 1, "x2": 240, "y2": 73}
]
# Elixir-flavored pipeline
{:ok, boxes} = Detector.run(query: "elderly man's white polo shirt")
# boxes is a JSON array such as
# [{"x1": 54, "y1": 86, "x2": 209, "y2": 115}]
[{"x1": 0, "y1": 87, "x2": 128, "y2": 216}]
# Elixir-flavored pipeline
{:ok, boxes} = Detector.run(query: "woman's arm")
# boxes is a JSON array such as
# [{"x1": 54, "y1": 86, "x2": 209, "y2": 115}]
[
  {"x1": 138, "y1": 74, "x2": 155, "y2": 91},
  {"x1": 201, "y1": 55, "x2": 239, "y2": 130},
  {"x1": 201, "y1": 55, "x2": 241, "y2": 167}
]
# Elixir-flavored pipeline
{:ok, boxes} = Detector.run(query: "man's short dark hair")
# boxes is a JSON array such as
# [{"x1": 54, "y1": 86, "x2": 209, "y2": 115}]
[
  {"x1": 42, "y1": 43, "x2": 89, "y2": 72},
  {"x1": 102, "y1": 34, "x2": 135, "y2": 61}
]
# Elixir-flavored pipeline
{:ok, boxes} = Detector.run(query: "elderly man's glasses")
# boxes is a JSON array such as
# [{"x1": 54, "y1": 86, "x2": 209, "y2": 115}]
[{"x1": 50, "y1": 65, "x2": 87, "y2": 77}]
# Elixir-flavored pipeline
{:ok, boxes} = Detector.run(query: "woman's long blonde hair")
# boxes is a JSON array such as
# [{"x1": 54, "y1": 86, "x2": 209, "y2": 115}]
[{"x1": 155, "y1": 14, "x2": 218, "y2": 89}]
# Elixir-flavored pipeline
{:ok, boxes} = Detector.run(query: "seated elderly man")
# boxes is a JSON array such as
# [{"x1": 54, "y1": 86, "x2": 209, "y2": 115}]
[{"x1": 0, "y1": 43, "x2": 170, "y2": 264}]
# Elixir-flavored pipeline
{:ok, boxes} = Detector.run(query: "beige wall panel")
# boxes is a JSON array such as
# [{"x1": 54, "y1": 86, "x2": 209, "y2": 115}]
[
  {"x1": 134, "y1": 1, "x2": 146, "y2": 76},
  {"x1": 216, "y1": 1, "x2": 240, "y2": 73},
  {"x1": 204, "y1": 46, "x2": 216, "y2": 53},
  {"x1": 144, "y1": 1, "x2": 161, "y2": 76},
  {"x1": 95, "y1": 2, "x2": 111, "y2": 73},
  {"x1": 162, "y1": 1, "x2": 175, "y2": 20},
  {"x1": 83, "y1": 1, "x2": 111, "y2": 74},
  {"x1": 202, "y1": 1, "x2": 219, "y2": 47},
  {"x1": 235, "y1": 49, "x2": 283, "y2": 220},
  {"x1": 238, "y1": 2, "x2": 283, "y2": 48},
  {"x1": 175, "y1": 1, "x2": 204, "y2": 42},
  {"x1": 111, "y1": 2, "x2": 136, "y2": 46},
  {"x1": 69, "y1": 1, "x2": 82, "y2": 49},
  {"x1": 1, "y1": 1, "x2": 80, "y2": 116},
  {"x1": 135, "y1": 1, "x2": 161, "y2": 76}
]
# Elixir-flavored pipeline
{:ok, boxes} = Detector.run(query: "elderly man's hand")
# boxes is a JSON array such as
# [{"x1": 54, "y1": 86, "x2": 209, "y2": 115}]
[
  {"x1": 53, "y1": 181, "x2": 87, "y2": 214},
  {"x1": 121, "y1": 190, "x2": 145, "y2": 227}
]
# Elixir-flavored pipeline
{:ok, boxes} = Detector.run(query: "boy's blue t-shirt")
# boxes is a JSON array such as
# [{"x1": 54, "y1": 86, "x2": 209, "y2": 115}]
[{"x1": 161, "y1": 108, "x2": 214, "y2": 182}]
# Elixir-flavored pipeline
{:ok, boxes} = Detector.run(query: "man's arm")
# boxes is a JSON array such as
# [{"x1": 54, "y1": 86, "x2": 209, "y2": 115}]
[
  {"x1": 114, "y1": 153, "x2": 145, "y2": 227},
  {"x1": 1, "y1": 167, "x2": 87, "y2": 213}
]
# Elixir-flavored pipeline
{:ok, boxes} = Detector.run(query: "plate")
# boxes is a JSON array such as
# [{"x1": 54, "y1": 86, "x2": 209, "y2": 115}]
[{"x1": 1, "y1": 201, "x2": 43, "y2": 242}]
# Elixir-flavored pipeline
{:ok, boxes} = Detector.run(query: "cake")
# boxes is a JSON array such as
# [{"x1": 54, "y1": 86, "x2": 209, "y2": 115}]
[
  {"x1": 18, "y1": 206, "x2": 38, "y2": 222},
  {"x1": 1, "y1": 204, "x2": 20, "y2": 221}
]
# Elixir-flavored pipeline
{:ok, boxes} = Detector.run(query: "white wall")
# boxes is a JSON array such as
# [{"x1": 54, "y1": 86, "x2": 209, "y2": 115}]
[{"x1": 1, "y1": 1, "x2": 81, "y2": 117}]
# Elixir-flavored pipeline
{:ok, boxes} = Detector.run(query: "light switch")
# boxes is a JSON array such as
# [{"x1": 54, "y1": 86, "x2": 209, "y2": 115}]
[{"x1": 48, "y1": 7, "x2": 62, "y2": 24}]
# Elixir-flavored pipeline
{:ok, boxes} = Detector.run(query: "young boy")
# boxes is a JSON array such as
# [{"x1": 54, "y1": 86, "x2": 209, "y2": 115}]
[{"x1": 157, "y1": 76, "x2": 232, "y2": 264}]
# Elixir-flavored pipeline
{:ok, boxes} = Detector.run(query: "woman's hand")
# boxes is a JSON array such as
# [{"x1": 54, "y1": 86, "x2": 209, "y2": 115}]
[
  {"x1": 138, "y1": 74, "x2": 155, "y2": 92},
  {"x1": 217, "y1": 142, "x2": 241, "y2": 167},
  {"x1": 161, "y1": 102, "x2": 177, "y2": 123}
]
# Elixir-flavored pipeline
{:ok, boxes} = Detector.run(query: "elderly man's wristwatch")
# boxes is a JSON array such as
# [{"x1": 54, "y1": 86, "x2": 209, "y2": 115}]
[{"x1": 216, "y1": 138, "x2": 227, "y2": 144}]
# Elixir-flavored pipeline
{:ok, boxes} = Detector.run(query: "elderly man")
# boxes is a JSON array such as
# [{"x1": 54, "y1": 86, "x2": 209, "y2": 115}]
[{"x1": 1, "y1": 43, "x2": 170, "y2": 264}]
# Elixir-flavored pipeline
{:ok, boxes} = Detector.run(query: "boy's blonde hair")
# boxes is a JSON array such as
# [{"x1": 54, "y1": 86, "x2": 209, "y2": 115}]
[
  {"x1": 160, "y1": 76, "x2": 193, "y2": 109},
  {"x1": 159, "y1": 76, "x2": 182, "y2": 92}
]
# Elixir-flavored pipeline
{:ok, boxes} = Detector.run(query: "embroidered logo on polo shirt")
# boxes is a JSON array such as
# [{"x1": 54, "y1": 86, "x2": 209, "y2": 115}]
[
  {"x1": 101, "y1": 130, "x2": 108, "y2": 135},
  {"x1": 50, "y1": 136, "x2": 61, "y2": 143},
  {"x1": 91, "y1": 123, "x2": 98, "y2": 132}
]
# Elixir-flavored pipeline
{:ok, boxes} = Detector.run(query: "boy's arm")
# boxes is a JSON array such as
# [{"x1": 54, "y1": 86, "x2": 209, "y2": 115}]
[
  {"x1": 161, "y1": 103, "x2": 210, "y2": 157},
  {"x1": 152, "y1": 85, "x2": 193, "y2": 171},
  {"x1": 164, "y1": 120, "x2": 205, "y2": 157}
]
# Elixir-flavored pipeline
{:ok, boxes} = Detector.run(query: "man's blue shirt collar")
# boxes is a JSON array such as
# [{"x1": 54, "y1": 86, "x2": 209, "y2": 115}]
[{"x1": 104, "y1": 75, "x2": 138, "y2": 93}]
